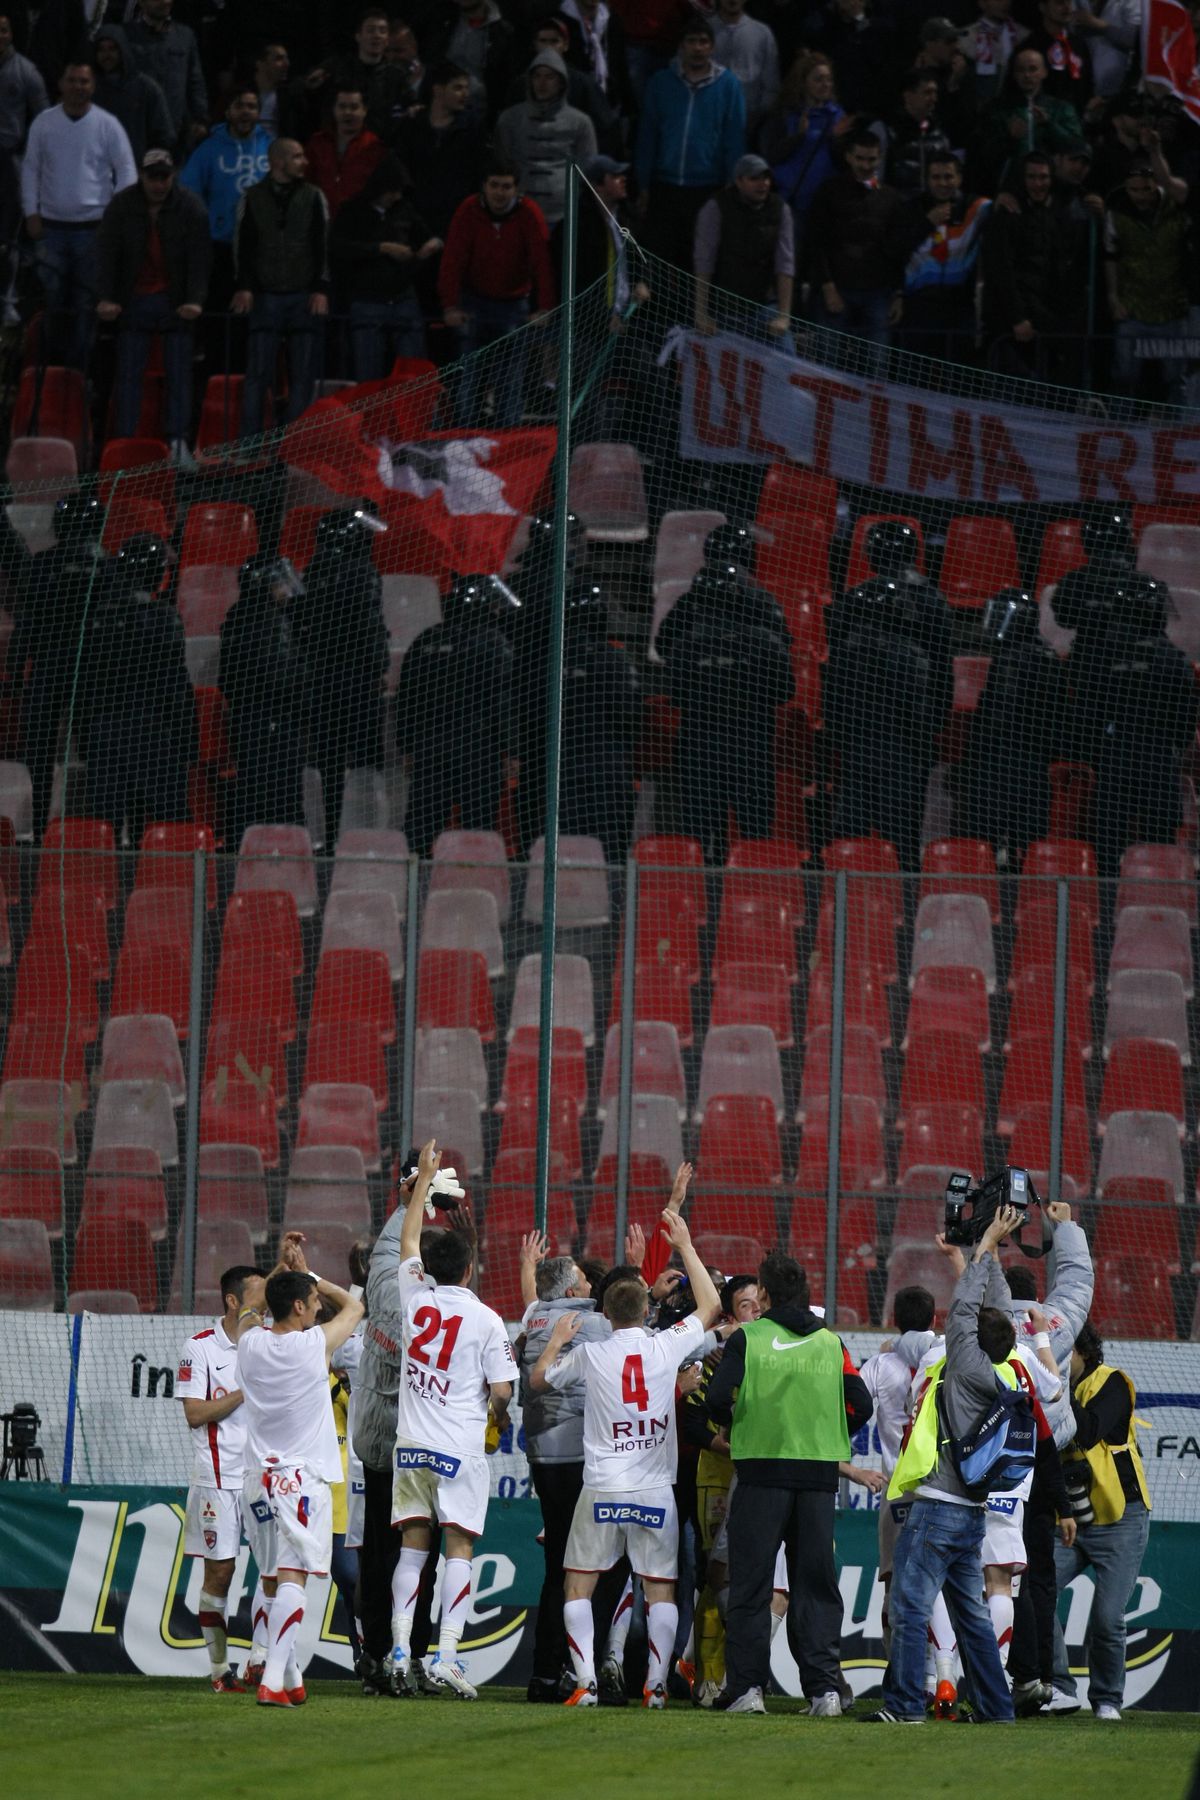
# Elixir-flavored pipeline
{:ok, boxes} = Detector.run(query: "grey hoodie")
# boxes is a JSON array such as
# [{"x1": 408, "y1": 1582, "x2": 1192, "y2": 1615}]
[
  {"x1": 519, "y1": 1294, "x2": 611, "y2": 1463},
  {"x1": 915, "y1": 1252, "x2": 1013, "y2": 1505},
  {"x1": 998, "y1": 1216, "x2": 1093, "y2": 1449},
  {"x1": 495, "y1": 48, "x2": 597, "y2": 226},
  {"x1": 351, "y1": 1205, "x2": 413, "y2": 1472}
]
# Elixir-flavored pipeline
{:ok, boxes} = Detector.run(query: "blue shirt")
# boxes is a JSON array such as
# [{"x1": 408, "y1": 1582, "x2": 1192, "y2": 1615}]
[{"x1": 180, "y1": 122, "x2": 272, "y2": 244}]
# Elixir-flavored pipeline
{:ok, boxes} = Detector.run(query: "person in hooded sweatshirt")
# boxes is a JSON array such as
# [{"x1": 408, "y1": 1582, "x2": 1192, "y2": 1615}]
[
  {"x1": 331, "y1": 154, "x2": 441, "y2": 378},
  {"x1": 91, "y1": 26, "x2": 173, "y2": 165},
  {"x1": 495, "y1": 47, "x2": 597, "y2": 229}
]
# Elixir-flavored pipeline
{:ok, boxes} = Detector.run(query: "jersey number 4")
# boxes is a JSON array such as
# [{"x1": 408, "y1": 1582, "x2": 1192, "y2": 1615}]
[
  {"x1": 409, "y1": 1306, "x2": 463, "y2": 1371},
  {"x1": 621, "y1": 1354, "x2": 649, "y2": 1411}
]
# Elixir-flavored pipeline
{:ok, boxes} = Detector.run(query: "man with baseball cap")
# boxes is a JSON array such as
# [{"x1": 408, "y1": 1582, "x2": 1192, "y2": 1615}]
[
  {"x1": 693, "y1": 153, "x2": 794, "y2": 344},
  {"x1": 635, "y1": 12, "x2": 745, "y2": 272}
]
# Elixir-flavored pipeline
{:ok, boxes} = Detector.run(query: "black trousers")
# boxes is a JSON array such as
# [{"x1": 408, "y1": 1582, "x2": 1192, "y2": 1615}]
[
  {"x1": 725, "y1": 1483, "x2": 842, "y2": 1701},
  {"x1": 530, "y1": 1460, "x2": 584, "y2": 1682},
  {"x1": 1010, "y1": 1491, "x2": 1058, "y2": 1685}
]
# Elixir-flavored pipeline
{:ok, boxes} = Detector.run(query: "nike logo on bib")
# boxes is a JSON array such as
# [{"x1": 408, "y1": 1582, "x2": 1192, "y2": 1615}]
[{"x1": 772, "y1": 1335, "x2": 807, "y2": 1351}]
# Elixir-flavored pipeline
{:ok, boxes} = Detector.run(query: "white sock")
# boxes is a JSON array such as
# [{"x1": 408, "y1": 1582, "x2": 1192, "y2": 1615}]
[
  {"x1": 929, "y1": 1591, "x2": 956, "y2": 1684},
  {"x1": 198, "y1": 1589, "x2": 228, "y2": 1676},
  {"x1": 605, "y1": 1578, "x2": 634, "y2": 1659},
  {"x1": 770, "y1": 1610, "x2": 784, "y2": 1642},
  {"x1": 564, "y1": 1597, "x2": 596, "y2": 1688},
  {"x1": 680, "y1": 1620, "x2": 695, "y2": 1663},
  {"x1": 283, "y1": 1651, "x2": 301, "y2": 1689},
  {"x1": 390, "y1": 1546, "x2": 427, "y2": 1655},
  {"x1": 646, "y1": 1601, "x2": 678, "y2": 1693},
  {"x1": 988, "y1": 1593, "x2": 1015, "y2": 1670},
  {"x1": 263, "y1": 1582, "x2": 305, "y2": 1691},
  {"x1": 250, "y1": 1580, "x2": 271, "y2": 1662},
  {"x1": 437, "y1": 1557, "x2": 473, "y2": 1662}
]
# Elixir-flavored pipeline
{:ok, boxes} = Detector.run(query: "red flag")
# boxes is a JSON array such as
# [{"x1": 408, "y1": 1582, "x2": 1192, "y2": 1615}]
[
  {"x1": 280, "y1": 360, "x2": 556, "y2": 588},
  {"x1": 1142, "y1": 0, "x2": 1200, "y2": 126}
]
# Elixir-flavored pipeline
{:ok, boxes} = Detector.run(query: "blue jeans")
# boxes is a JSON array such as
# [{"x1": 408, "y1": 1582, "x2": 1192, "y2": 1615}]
[
  {"x1": 348, "y1": 295, "x2": 426, "y2": 381},
  {"x1": 37, "y1": 223, "x2": 99, "y2": 369},
  {"x1": 810, "y1": 285, "x2": 892, "y2": 368},
  {"x1": 883, "y1": 1497, "x2": 1015, "y2": 1721},
  {"x1": 241, "y1": 289, "x2": 323, "y2": 436},
  {"x1": 1052, "y1": 1501, "x2": 1150, "y2": 1710},
  {"x1": 453, "y1": 291, "x2": 530, "y2": 428},
  {"x1": 1111, "y1": 317, "x2": 1191, "y2": 404},
  {"x1": 114, "y1": 292, "x2": 195, "y2": 439}
]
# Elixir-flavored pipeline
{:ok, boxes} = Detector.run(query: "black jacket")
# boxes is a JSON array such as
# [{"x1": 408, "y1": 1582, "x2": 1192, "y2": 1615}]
[
  {"x1": 95, "y1": 179, "x2": 211, "y2": 311},
  {"x1": 706, "y1": 1300, "x2": 873, "y2": 1490},
  {"x1": 980, "y1": 189, "x2": 1088, "y2": 334},
  {"x1": 330, "y1": 189, "x2": 435, "y2": 302},
  {"x1": 805, "y1": 171, "x2": 925, "y2": 291},
  {"x1": 395, "y1": 108, "x2": 486, "y2": 239}
]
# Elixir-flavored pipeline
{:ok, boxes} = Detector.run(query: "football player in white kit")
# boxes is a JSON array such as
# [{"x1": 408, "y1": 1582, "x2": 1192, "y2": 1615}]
[
  {"x1": 388, "y1": 1140, "x2": 517, "y2": 1700},
  {"x1": 176, "y1": 1261, "x2": 267, "y2": 1692},
  {"x1": 531, "y1": 1210, "x2": 721, "y2": 1709},
  {"x1": 235, "y1": 1235, "x2": 364, "y2": 1708}
]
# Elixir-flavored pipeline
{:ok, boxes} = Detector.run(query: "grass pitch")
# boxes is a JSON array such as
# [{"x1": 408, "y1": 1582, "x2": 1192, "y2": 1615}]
[{"x1": 0, "y1": 1677, "x2": 1195, "y2": 1800}]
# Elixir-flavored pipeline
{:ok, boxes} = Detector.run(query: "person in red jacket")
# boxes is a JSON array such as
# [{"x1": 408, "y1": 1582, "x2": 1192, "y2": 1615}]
[
  {"x1": 305, "y1": 84, "x2": 385, "y2": 221},
  {"x1": 438, "y1": 152, "x2": 555, "y2": 427}
]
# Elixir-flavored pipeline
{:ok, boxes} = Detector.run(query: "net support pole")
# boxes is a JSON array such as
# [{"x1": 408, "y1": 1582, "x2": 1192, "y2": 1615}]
[
  {"x1": 179, "y1": 846, "x2": 208, "y2": 1313},
  {"x1": 823, "y1": 869, "x2": 849, "y2": 1322},
  {"x1": 399, "y1": 853, "x2": 420, "y2": 1159},
  {"x1": 1047, "y1": 876, "x2": 1070, "y2": 1211},
  {"x1": 533, "y1": 160, "x2": 578, "y2": 1237},
  {"x1": 614, "y1": 855, "x2": 639, "y2": 1260}
]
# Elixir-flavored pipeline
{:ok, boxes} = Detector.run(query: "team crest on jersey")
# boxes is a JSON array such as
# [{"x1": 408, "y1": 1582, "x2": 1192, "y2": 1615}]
[
  {"x1": 594, "y1": 1502, "x2": 667, "y2": 1529},
  {"x1": 203, "y1": 1529, "x2": 217, "y2": 1550},
  {"x1": 396, "y1": 1446, "x2": 460, "y2": 1478}
]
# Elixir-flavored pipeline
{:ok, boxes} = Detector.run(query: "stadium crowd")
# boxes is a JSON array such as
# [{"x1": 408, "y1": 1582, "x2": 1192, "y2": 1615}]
[{"x1": 174, "y1": 1139, "x2": 1153, "y2": 1718}]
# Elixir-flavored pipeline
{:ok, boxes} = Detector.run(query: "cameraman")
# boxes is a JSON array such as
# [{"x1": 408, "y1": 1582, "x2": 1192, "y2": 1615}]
[
  {"x1": 1049, "y1": 1321, "x2": 1151, "y2": 1721},
  {"x1": 870, "y1": 1207, "x2": 1024, "y2": 1724}
]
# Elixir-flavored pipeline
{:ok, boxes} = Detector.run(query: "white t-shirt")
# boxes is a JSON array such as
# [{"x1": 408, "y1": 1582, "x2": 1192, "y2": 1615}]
[
  {"x1": 236, "y1": 1324, "x2": 343, "y2": 1483},
  {"x1": 395, "y1": 1254, "x2": 516, "y2": 1461},
  {"x1": 544, "y1": 1314, "x2": 706, "y2": 1493},
  {"x1": 176, "y1": 1320, "x2": 246, "y2": 1489}
]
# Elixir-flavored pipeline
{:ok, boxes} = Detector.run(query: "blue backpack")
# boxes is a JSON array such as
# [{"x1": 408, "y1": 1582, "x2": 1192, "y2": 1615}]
[{"x1": 939, "y1": 1374, "x2": 1037, "y2": 1501}]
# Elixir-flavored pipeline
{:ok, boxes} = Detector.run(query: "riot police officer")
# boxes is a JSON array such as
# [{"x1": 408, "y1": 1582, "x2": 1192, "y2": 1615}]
[
  {"x1": 958, "y1": 589, "x2": 1069, "y2": 857},
  {"x1": 509, "y1": 509, "x2": 587, "y2": 855},
  {"x1": 557, "y1": 582, "x2": 641, "y2": 864},
  {"x1": 658, "y1": 524, "x2": 792, "y2": 670},
  {"x1": 220, "y1": 555, "x2": 307, "y2": 845},
  {"x1": 395, "y1": 573, "x2": 516, "y2": 857},
  {"x1": 1050, "y1": 510, "x2": 1136, "y2": 639}
]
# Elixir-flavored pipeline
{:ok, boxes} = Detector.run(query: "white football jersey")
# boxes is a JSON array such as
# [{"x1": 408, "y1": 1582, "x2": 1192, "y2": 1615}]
[
  {"x1": 858, "y1": 1347, "x2": 917, "y2": 1475},
  {"x1": 395, "y1": 1255, "x2": 516, "y2": 1460},
  {"x1": 544, "y1": 1314, "x2": 705, "y2": 1493},
  {"x1": 176, "y1": 1321, "x2": 246, "y2": 1489},
  {"x1": 236, "y1": 1324, "x2": 343, "y2": 1483}
]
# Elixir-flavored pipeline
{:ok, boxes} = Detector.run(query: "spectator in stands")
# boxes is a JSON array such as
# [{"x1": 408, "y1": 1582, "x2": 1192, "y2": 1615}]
[
  {"x1": 900, "y1": 150, "x2": 990, "y2": 356},
  {"x1": 252, "y1": 42, "x2": 290, "y2": 138},
  {"x1": 91, "y1": 29, "x2": 173, "y2": 167},
  {"x1": 438, "y1": 154, "x2": 554, "y2": 428},
  {"x1": 21, "y1": 61, "x2": 136, "y2": 368},
  {"x1": 711, "y1": 0, "x2": 780, "y2": 136},
  {"x1": 318, "y1": 7, "x2": 415, "y2": 147},
  {"x1": 396, "y1": 573, "x2": 515, "y2": 856},
  {"x1": 306, "y1": 84, "x2": 386, "y2": 221},
  {"x1": 693, "y1": 153, "x2": 795, "y2": 344},
  {"x1": 116, "y1": 0, "x2": 208, "y2": 159},
  {"x1": 331, "y1": 155, "x2": 441, "y2": 378},
  {"x1": 799, "y1": 0, "x2": 895, "y2": 120},
  {"x1": 501, "y1": 18, "x2": 621, "y2": 155},
  {"x1": 1088, "y1": 99, "x2": 1192, "y2": 204},
  {"x1": 559, "y1": 0, "x2": 636, "y2": 129},
  {"x1": 1104, "y1": 162, "x2": 1196, "y2": 404},
  {"x1": 396, "y1": 60, "x2": 486, "y2": 240},
  {"x1": 495, "y1": 47, "x2": 598, "y2": 229},
  {"x1": 1024, "y1": 0, "x2": 1093, "y2": 114},
  {"x1": 878, "y1": 69, "x2": 955, "y2": 200},
  {"x1": 977, "y1": 47, "x2": 1083, "y2": 189},
  {"x1": 911, "y1": 18, "x2": 976, "y2": 145},
  {"x1": 635, "y1": 13, "x2": 746, "y2": 274},
  {"x1": 219, "y1": 553, "x2": 307, "y2": 842},
  {"x1": 957, "y1": 589, "x2": 1066, "y2": 855},
  {"x1": 232, "y1": 137, "x2": 329, "y2": 436},
  {"x1": 1051, "y1": 137, "x2": 1102, "y2": 211},
  {"x1": 758, "y1": 52, "x2": 851, "y2": 250},
  {"x1": 805, "y1": 127, "x2": 922, "y2": 348},
  {"x1": 421, "y1": 0, "x2": 516, "y2": 122},
  {"x1": 385, "y1": 19, "x2": 425, "y2": 105},
  {"x1": 1074, "y1": 0, "x2": 1139, "y2": 98},
  {"x1": 958, "y1": 0, "x2": 1027, "y2": 102},
  {"x1": 180, "y1": 86, "x2": 271, "y2": 310},
  {"x1": 95, "y1": 147, "x2": 210, "y2": 464},
  {"x1": 0, "y1": 11, "x2": 46, "y2": 324},
  {"x1": 981, "y1": 148, "x2": 1089, "y2": 381}
]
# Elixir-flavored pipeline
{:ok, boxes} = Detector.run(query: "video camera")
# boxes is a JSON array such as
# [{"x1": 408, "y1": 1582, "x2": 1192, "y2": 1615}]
[{"x1": 943, "y1": 1167, "x2": 1049, "y2": 1259}]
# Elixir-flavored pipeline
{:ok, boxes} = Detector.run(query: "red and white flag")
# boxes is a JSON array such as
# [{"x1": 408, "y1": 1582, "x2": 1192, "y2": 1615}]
[{"x1": 1142, "y1": 0, "x2": 1200, "y2": 126}]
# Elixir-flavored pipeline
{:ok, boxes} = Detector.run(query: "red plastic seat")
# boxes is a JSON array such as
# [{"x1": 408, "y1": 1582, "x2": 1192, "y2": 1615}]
[
  {"x1": 812, "y1": 890, "x2": 899, "y2": 985},
  {"x1": 609, "y1": 960, "x2": 695, "y2": 1048},
  {"x1": 297, "y1": 1083, "x2": 381, "y2": 1171},
  {"x1": 180, "y1": 501, "x2": 259, "y2": 568},
  {"x1": 1009, "y1": 1103, "x2": 1092, "y2": 1195},
  {"x1": 898, "y1": 1030, "x2": 984, "y2": 1126},
  {"x1": 568, "y1": 441, "x2": 649, "y2": 542},
  {"x1": 416, "y1": 947, "x2": 494, "y2": 1042},
  {"x1": 485, "y1": 1184, "x2": 576, "y2": 1255},
  {"x1": 1098, "y1": 1039, "x2": 1185, "y2": 1135},
  {"x1": 821, "y1": 836, "x2": 903, "y2": 922},
  {"x1": 619, "y1": 893, "x2": 702, "y2": 987},
  {"x1": 197, "y1": 1143, "x2": 269, "y2": 1240},
  {"x1": 204, "y1": 1017, "x2": 289, "y2": 1102},
  {"x1": 696, "y1": 1092, "x2": 783, "y2": 1189},
  {"x1": 1109, "y1": 905, "x2": 1194, "y2": 997},
  {"x1": 136, "y1": 823, "x2": 218, "y2": 907},
  {"x1": 1116, "y1": 843, "x2": 1197, "y2": 926},
  {"x1": 278, "y1": 504, "x2": 331, "y2": 572},
  {"x1": 1021, "y1": 838, "x2": 1099, "y2": 926},
  {"x1": 1004, "y1": 964, "x2": 1093, "y2": 1059},
  {"x1": 1046, "y1": 762, "x2": 1096, "y2": 841},
  {"x1": 196, "y1": 375, "x2": 256, "y2": 454},
  {"x1": 920, "y1": 839, "x2": 1000, "y2": 923},
  {"x1": 633, "y1": 834, "x2": 707, "y2": 920},
  {"x1": 710, "y1": 961, "x2": 795, "y2": 1047},
  {"x1": 1091, "y1": 1255, "x2": 1176, "y2": 1338},
  {"x1": 98, "y1": 436, "x2": 175, "y2": 514},
  {"x1": 38, "y1": 818, "x2": 117, "y2": 909},
  {"x1": 111, "y1": 943, "x2": 192, "y2": 1035},
  {"x1": 70, "y1": 1214, "x2": 157, "y2": 1310},
  {"x1": 0, "y1": 1217, "x2": 54, "y2": 1307},
  {"x1": 798, "y1": 1026, "x2": 886, "y2": 1125},
  {"x1": 13, "y1": 943, "x2": 100, "y2": 1045},
  {"x1": 755, "y1": 513, "x2": 833, "y2": 610},
  {"x1": 1092, "y1": 1178, "x2": 1180, "y2": 1268},
  {"x1": 235, "y1": 824, "x2": 318, "y2": 917},
  {"x1": 26, "y1": 887, "x2": 110, "y2": 978},
  {"x1": 756, "y1": 465, "x2": 839, "y2": 531},
  {"x1": 99, "y1": 1015, "x2": 185, "y2": 1102},
  {"x1": 938, "y1": 516, "x2": 1021, "y2": 610},
  {"x1": 997, "y1": 1034, "x2": 1086, "y2": 1136},
  {"x1": 804, "y1": 963, "x2": 891, "y2": 1048},
  {"x1": 1035, "y1": 518, "x2": 1085, "y2": 598},
  {"x1": 6, "y1": 432, "x2": 78, "y2": 495},
  {"x1": 0, "y1": 1145, "x2": 65, "y2": 1235},
  {"x1": 796, "y1": 1095, "x2": 887, "y2": 1193},
  {"x1": 786, "y1": 1195, "x2": 876, "y2": 1326},
  {"x1": 496, "y1": 1091, "x2": 582, "y2": 1179},
  {"x1": 80, "y1": 1148, "x2": 168, "y2": 1241},
  {"x1": 212, "y1": 948, "x2": 297, "y2": 1041},
  {"x1": 222, "y1": 889, "x2": 304, "y2": 978},
  {"x1": 712, "y1": 891, "x2": 797, "y2": 986},
  {"x1": 101, "y1": 492, "x2": 169, "y2": 553},
  {"x1": 311, "y1": 947, "x2": 396, "y2": 1045},
  {"x1": 724, "y1": 836, "x2": 807, "y2": 925},
  {"x1": 883, "y1": 1243, "x2": 956, "y2": 1326},
  {"x1": 844, "y1": 514, "x2": 924, "y2": 589},
  {"x1": 892, "y1": 1167, "x2": 947, "y2": 1244},
  {"x1": 898, "y1": 1103, "x2": 984, "y2": 1181},
  {"x1": 1010, "y1": 897, "x2": 1094, "y2": 995},
  {"x1": 498, "y1": 1027, "x2": 588, "y2": 1120},
  {"x1": 429, "y1": 829, "x2": 510, "y2": 924},
  {"x1": 303, "y1": 1021, "x2": 390, "y2": 1110},
  {"x1": 689, "y1": 1185, "x2": 779, "y2": 1250},
  {"x1": 122, "y1": 888, "x2": 193, "y2": 953},
  {"x1": 200, "y1": 1077, "x2": 280, "y2": 1167},
  {"x1": 904, "y1": 966, "x2": 990, "y2": 1053}
]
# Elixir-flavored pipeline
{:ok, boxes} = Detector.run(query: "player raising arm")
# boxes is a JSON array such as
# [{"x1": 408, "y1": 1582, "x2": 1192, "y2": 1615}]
[{"x1": 532, "y1": 1210, "x2": 720, "y2": 1710}]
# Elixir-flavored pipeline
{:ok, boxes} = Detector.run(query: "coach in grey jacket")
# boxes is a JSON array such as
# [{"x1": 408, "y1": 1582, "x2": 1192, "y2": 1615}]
[{"x1": 519, "y1": 1257, "x2": 609, "y2": 1700}]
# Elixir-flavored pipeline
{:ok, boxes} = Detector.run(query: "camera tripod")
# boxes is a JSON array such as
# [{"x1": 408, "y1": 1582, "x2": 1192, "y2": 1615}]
[{"x1": 1, "y1": 1409, "x2": 48, "y2": 1481}]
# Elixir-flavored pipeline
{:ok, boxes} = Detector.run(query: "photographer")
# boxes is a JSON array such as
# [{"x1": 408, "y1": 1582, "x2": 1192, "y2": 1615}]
[
  {"x1": 870, "y1": 1206, "x2": 1024, "y2": 1724},
  {"x1": 1049, "y1": 1322, "x2": 1151, "y2": 1721}
]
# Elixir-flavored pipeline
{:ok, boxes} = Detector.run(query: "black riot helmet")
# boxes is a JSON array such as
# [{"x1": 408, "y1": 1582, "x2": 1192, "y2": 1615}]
[
  {"x1": 54, "y1": 489, "x2": 104, "y2": 546},
  {"x1": 864, "y1": 519, "x2": 920, "y2": 578},
  {"x1": 982, "y1": 587, "x2": 1039, "y2": 648},
  {"x1": 443, "y1": 572, "x2": 521, "y2": 629},
  {"x1": 1080, "y1": 509, "x2": 1135, "y2": 572},
  {"x1": 564, "y1": 581, "x2": 610, "y2": 631},
  {"x1": 239, "y1": 553, "x2": 305, "y2": 606},
  {"x1": 313, "y1": 504, "x2": 387, "y2": 556},
  {"x1": 114, "y1": 531, "x2": 170, "y2": 595},
  {"x1": 1111, "y1": 571, "x2": 1170, "y2": 639},
  {"x1": 704, "y1": 522, "x2": 757, "y2": 576},
  {"x1": 520, "y1": 510, "x2": 585, "y2": 570}
]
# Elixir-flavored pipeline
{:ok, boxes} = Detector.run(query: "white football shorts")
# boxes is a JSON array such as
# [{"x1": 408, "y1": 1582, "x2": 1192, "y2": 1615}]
[
  {"x1": 391, "y1": 1438, "x2": 490, "y2": 1539},
  {"x1": 183, "y1": 1484, "x2": 242, "y2": 1560},
  {"x1": 982, "y1": 1494, "x2": 1027, "y2": 1571},
  {"x1": 241, "y1": 1468, "x2": 277, "y2": 1579},
  {"x1": 564, "y1": 1485, "x2": 679, "y2": 1584},
  {"x1": 345, "y1": 1474, "x2": 366, "y2": 1551},
  {"x1": 262, "y1": 1461, "x2": 333, "y2": 1576}
]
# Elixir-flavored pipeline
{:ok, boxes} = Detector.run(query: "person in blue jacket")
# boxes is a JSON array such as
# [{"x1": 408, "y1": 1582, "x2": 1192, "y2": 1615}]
[
  {"x1": 180, "y1": 85, "x2": 271, "y2": 307},
  {"x1": 635, "y1": 12, "x2": 745, "y2": 273}
]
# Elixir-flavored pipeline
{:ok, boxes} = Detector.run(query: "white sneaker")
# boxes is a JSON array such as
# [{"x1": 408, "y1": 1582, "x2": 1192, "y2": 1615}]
[
  {"x1": 726, "y1": 1687, "x2": 767, "y2": 1715},
  {"x1": 426, "y1": 1654, "x2": 477, "y2": 1699},
  {"x1": 696, "y1": 1680, "x2": 723, "y2": 1710},
  {"x1": 1045, "y1": 1688, "x2": 1082, "y2": 1714},
  {"x1": 809, "y1": 1691, "x2": 843, "y2": 1718},
  {"x1": 1093, "y1": 1704, "x2": 1121, "y2": 1721},
  {"x1": 169, "y1": 438, "x2": 196, "y2": 468}
]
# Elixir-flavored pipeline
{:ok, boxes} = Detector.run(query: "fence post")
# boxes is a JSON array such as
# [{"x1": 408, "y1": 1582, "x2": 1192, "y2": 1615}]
[
  {"x1": 823, "y1": 869, "x2": 849, "y2": 1321},
  {"x1": 1047, "y1": 875, "x2": 1070, "y2": 1209},
  {"x1": 179, "y1": 845, "x2": 208, "y2": 1312},
  {"x1": 398, "y1": 853, "x2": 420, "y2": 1161},
  {"x1": 614, "y1": 855, "x2": 639, "y2": 1261}
]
